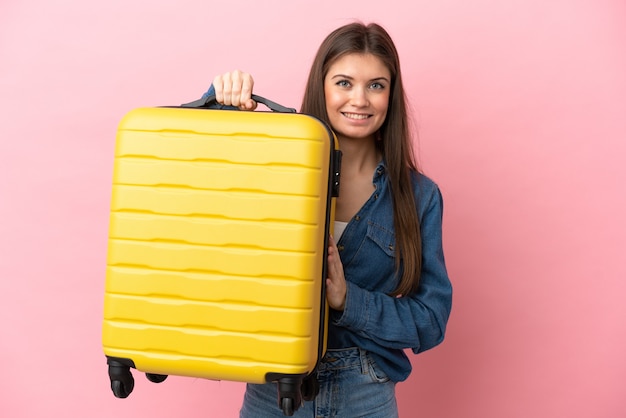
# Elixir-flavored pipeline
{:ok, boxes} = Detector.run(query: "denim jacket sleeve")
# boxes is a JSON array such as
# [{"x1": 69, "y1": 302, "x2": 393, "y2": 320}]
[{"x1": 333, "y1": 180, "x2": 453, "y2": 354}]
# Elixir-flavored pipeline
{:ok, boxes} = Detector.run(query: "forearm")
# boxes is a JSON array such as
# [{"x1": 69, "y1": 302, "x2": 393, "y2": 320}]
[{"x1": 333, "y1": 277, "x2": 451, "y2": 352}]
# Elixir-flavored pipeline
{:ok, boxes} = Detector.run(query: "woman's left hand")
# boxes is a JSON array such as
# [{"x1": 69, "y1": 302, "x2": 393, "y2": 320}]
[{"x1": 326, "y1": 235, "x2": 347, "y2": 311}]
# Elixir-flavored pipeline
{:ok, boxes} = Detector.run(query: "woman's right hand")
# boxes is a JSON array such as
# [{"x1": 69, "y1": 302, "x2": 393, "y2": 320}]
[{"x1": 212, "y1": 70, "x2": 257, "y2": 110}]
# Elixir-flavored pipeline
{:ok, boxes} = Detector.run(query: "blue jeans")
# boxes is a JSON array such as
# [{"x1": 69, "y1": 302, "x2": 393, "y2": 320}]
[{"x1": 239, "y1": 348, "x2": 398, "y2": 418}]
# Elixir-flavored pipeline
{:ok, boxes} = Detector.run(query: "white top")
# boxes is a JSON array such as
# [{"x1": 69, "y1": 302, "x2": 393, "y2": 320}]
[{"x1": 334, "y1": 221, "x2": 348, "y2": 241}]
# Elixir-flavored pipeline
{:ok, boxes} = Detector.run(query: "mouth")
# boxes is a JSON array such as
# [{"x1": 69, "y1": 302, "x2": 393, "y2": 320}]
[{"x1": 342, "y1": 112, "x2": 371, "y2": 120}]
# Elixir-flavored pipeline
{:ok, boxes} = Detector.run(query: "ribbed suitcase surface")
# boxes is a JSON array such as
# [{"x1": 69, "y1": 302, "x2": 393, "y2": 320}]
[{"x1": 103, "y1": 107, "x2": 338, "y2": 384}]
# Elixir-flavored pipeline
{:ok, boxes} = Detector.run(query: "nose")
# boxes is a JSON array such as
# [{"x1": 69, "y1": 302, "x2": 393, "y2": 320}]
[{"x1": 350, "y1": 86, "x2": 369, "y2": 107}]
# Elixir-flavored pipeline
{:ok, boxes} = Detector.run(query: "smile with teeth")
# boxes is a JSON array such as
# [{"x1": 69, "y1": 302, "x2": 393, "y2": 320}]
[{"x1": 343, "y1": 112, "x2": 370, "y2": 120}]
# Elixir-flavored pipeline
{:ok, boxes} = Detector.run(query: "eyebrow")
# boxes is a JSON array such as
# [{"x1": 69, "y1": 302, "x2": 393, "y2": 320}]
[{"x1": 331, "y1": 74, "x2": 390, "y2": 83}]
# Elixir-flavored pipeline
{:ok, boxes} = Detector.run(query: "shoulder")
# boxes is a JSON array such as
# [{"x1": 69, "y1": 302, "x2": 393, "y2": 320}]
[
  {"x1": 411, "y1": 171, "x2": 442, "y2": 200},
  {"x1": 410, "y1": 171, "x2": 444, "y2": 215},
  {"x1": 411, "y1": 171, "x2": 438, "y2": 190}
]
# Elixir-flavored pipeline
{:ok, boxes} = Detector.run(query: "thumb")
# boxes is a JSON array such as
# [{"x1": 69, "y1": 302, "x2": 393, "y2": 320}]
[{"x1": 242, "y1": 99, "x2": 257, "y2": 111}]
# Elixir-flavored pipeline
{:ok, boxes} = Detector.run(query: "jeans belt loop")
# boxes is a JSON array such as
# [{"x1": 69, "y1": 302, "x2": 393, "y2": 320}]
[{"x1": 359, "y1": 348, "x2": 369, "y2": 375}]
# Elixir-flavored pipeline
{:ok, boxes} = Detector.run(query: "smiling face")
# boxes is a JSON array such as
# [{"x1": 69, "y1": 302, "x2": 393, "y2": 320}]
[{"x1": 323, "y1": 53, "x2": 391, "y2": 142}]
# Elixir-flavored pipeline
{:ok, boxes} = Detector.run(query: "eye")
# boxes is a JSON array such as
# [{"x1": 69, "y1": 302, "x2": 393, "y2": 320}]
[
  {"x1": 336, "y1": 79, "x2": 351, "y2": 88},
  {"x1": 370, "y1": 82, "x2": 386, "y2": 90}
]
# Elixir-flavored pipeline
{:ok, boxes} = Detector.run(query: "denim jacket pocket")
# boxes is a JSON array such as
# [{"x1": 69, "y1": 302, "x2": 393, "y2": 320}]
[{"x1": 366, "y1": 222, "x2": 396, "y2": 258}]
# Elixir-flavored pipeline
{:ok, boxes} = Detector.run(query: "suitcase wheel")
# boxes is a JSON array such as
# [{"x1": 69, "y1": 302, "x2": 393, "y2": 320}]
[
  {"x1": 300, "y1": 374, "x2": 319, "y2": 402},
  {"x1": 107, "y1": 362, "x2": 135, "y2": 399},
  {"x1": 111, "y1": 379, "x2": 133, "y2": 399},
  {"x1": 145, "y1": 373, "x2": 168, "y2": 383},
  {"x1": 281, "y1": 397, "x2": 294, "y2": 416},
  {"x1": 276, "y1": 377, "x2": 303, "y2": 416}
]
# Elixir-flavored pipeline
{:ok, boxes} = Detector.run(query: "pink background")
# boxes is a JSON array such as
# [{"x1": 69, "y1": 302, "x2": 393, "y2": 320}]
[{"x1": 1, "y1": 0, "x2": 625, "y2": 417}]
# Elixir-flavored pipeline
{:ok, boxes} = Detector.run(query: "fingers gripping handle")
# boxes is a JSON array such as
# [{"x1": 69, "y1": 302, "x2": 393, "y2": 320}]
[{"x1": 182, "y1": 94, "x2": 296, "y2": 113}]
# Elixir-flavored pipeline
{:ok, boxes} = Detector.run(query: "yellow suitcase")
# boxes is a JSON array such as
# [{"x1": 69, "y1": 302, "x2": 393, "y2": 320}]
[{"x1": 102, "y1": 95, "x2": 341, "y2": 415}]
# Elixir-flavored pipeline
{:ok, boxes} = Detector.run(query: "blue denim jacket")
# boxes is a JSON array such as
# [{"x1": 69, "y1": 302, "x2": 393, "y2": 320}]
[
  {"x1": 198, "y1": 86, "x2": 452, "y2": 383},
  {"x1": 329, "y1": 164, "x2": 452, "y2": 382}
]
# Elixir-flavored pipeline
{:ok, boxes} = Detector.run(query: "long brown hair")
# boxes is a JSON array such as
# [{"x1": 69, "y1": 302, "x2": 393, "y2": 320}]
[{"x1": 301, "y1": 22, "x2": 422, "y2": 297}]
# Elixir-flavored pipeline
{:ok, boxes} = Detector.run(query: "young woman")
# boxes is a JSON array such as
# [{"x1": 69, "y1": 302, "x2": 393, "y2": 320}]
[{"x1": 206, "y1": 22, "x2": 452, "y2": 418}]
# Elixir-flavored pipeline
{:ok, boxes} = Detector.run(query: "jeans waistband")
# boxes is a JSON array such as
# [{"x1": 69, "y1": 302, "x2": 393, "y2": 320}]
[{"x1": 318, "y1": 347, "x2": 368, "y2": 374}]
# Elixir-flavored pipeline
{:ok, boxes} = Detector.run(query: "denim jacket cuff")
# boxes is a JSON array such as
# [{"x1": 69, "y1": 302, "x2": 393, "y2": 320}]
[
  {"x1": 333, "y1": 281, "x2": 368, "y2": 330},
  {"x1": 202, "y1": 84, "x2": 215, "y2": 99}
]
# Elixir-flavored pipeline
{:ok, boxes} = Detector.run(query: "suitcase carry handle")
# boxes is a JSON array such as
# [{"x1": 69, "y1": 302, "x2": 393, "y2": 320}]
[{"x1": 182, "y1": 94, "x2": 297, "y2": 113}]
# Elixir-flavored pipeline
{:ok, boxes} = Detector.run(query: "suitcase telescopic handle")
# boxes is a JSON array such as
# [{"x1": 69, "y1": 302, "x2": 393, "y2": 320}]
[{"x1": 182, "y1": 94, "x2": 297, "y2": 113}]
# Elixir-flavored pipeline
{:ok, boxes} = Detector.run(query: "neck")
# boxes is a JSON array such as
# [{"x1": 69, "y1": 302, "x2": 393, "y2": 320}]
[{"x1": 337, "y1": 136, "x2": 381, "y2": 174}]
